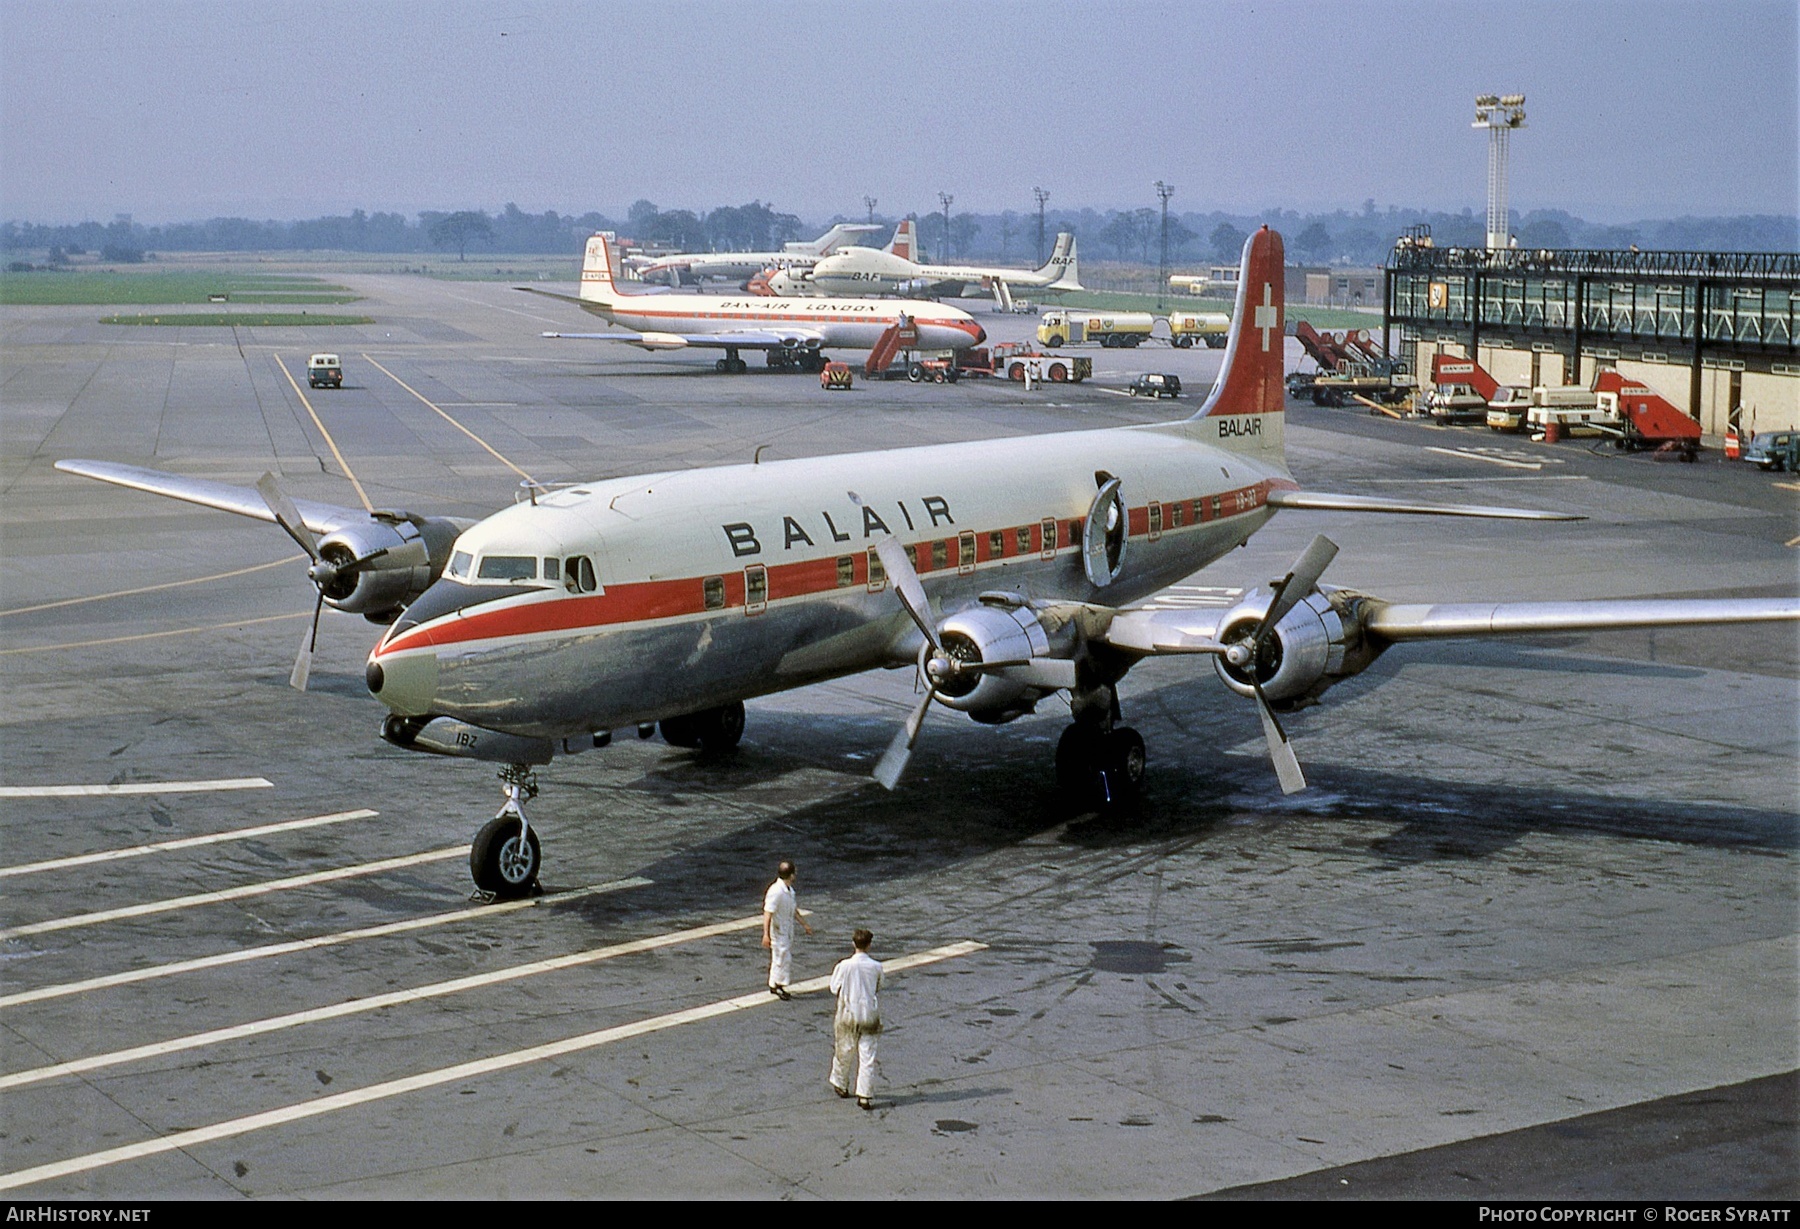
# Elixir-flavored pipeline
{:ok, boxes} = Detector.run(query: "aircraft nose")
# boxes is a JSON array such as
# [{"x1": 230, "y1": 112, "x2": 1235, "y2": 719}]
[
  {"x1": 974, "y1": 325, "x2": 987, "y2": 346},
  {"x1": 366, "y1": 647, "x2": 437, "y2": 716}
]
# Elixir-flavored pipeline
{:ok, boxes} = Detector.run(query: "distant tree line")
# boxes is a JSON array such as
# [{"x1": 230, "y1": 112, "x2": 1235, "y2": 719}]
[{"x1": 4, "y1": 201, "x2": 1793, "y2": 265}]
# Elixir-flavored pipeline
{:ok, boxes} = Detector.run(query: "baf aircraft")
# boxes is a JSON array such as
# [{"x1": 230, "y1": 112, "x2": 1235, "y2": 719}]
[
  {"x1": 806, "y1": 229, "x2": 1083, "y2": 310},
  {"x1": 524, "y1": 232, "x2": 982, "y2": 373},
  {"x1": 56, "y1": 228, "x2": 1798, "y2": 899},
  {"x1": 630, "y1": 221, "x2": 883, "y2": 287}
]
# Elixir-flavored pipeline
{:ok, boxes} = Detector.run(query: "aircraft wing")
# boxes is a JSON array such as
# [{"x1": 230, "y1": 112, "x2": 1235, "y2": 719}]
[
  {"x1": 1267, "y1": 490, "x2": 1582, "y2": 521},
  {"x1": 53, "y1": 460, "x2": 371, "y2": 535},
  {"x1": 539, "y1": 327, "x2": 825, "y2": 351},
  {"x1": 1099, "y1": 592, "x2": 1800, "y2": 655}
]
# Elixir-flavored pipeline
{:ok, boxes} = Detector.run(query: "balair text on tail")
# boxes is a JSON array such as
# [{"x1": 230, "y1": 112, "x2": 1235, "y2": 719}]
[{"x1": 1188, "y1": 226, "x2": 1286, "y2": 458}]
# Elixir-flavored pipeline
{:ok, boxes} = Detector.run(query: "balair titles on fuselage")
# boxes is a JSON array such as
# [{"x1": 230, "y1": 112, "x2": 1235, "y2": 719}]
[{"x1": 724, "y1": 495, "x2": 956, "y2": 558}]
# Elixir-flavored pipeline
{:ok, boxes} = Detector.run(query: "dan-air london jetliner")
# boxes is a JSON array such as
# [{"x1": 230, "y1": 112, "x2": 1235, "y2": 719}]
[
  {"x1": 56, "y1": 228, "x2": 1797, "y2": 898},
  {"x1": 525, "y1": 231, "x2": 985, "y2": 373}
]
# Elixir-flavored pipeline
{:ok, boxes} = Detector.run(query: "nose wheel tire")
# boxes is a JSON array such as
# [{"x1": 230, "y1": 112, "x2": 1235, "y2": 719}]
[{"x1": 471, "y1": 816, "x2": 541, "y2": 898}]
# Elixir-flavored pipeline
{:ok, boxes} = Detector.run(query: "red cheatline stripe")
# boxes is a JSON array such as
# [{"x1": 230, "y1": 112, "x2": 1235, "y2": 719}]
[{"x1": 379, "y1": 481, "x2": 1284, "y2": 657}]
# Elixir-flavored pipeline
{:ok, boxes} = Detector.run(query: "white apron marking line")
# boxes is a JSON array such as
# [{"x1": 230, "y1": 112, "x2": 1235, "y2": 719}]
[
  {"x1": 0, "y1": 848, "x2": 466, "y2": 941},
  {"x1": 7, "y1": 890, "x2": 756, "y2": 1092},
  {"x1": 0, "y1": 778, "x2": 274, "y2": 799},
  {"x1": 1421, "y1": 446, "x2": 1544, "y2": 470},
  {"x1": 0, "y1": 808, "x2": 376, "y2": 879},
  {"x1": 0, "y1": 878, "x2": 652, "y2": 1011},
  {"x1": 0, "y1": 941, "x2": 987, "y2": 1192}
]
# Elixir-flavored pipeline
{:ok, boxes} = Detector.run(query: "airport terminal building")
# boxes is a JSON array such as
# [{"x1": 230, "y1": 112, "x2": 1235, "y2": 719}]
[{"x1": 1382, "y1": 242, "x2": 1800, "y2": 435}]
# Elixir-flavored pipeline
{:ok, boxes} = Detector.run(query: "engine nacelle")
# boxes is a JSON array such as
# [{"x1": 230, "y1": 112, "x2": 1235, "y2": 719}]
[
  {"x1": 1212, "y1": 588, "x2": 1384, "y2": 709},
  {"x1": 930, "y1": 603, "x2": 1070, "y2": 724},
  {"x1": 317, "y1": 514, "x2": 463, "y2": 620}
]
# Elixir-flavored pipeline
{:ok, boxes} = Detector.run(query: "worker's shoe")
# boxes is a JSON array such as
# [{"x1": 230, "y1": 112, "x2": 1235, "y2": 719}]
[
  {"x1": 832, "y1": 1084, "x2": 851, "y2": 1099},
  {"x1": 857, "y1": 1097, "x2": 874, "y2": 1111},
  {"x1": 769, "y1": 985, "x2": 791, "y2": 1001}
]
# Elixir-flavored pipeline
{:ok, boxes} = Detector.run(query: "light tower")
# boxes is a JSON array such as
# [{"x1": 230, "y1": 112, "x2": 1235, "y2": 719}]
[
  {"x1": 1033, "y1": 187, "x2": 1050, "y2": 265},
  {"x1": 1154, "y1": 181, "x2": 1174, "y2": 309},
  {"x1": 864, "y1": 196, "x2": 877, "y2": 224},
  {"x1": 938, "y1": 191, "x2": 954, "y2": 262},
  {"x1": 1472, "y1": 93, "x2": 1527, "y2": 249}
]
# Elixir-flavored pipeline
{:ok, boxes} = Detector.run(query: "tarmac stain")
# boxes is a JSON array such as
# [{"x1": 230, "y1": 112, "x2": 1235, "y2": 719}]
[
  {"x1": 934, "y1": 1120, "x2": 978, "y2": 1135},
  {"x1": 1089, "y1": 940, "x2": 1190, "y2": 974}
]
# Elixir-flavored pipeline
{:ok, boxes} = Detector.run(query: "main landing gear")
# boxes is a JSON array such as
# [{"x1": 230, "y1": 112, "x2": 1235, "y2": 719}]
[
  {"x1": 471, "y1": 763, "x2": 542, "y2": 899},
  {"x1": 1053, "y1": 685, "x2": 1146, "y2": 812},
  {"x1": 765, "y1": 348, "x2": 827, "y2": 374},
  {"x1": 715, "y1": 350, "x2": 750, "y2": 374}
]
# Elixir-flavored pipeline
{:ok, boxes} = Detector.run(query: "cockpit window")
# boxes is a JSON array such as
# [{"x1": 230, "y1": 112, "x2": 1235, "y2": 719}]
[
  {"x1": 543, "y1": 558, "x2": 561, "y2": 582},
  {"x1": 564, "y1": 555, "x2": 597, "y2": 593},
  {"x1": 477, "y1": 555, "x2": 537, "y2": 582},
  {"x1": 448, "y1": 551, "x2": 472, "y2": 580}
]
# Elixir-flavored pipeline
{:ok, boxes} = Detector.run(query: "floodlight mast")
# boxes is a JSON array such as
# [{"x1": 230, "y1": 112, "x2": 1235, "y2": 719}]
[{"x1": 1473, "y1": 93, "x2": 1527, "y2": 250}]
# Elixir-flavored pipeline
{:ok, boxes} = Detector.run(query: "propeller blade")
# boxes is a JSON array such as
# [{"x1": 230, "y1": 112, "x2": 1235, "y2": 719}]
[
  {"x1": 1254, "y1": 535, "x2": 1339, "y2": 642},
  {"x1": 873, "y1": 686, "x2": 936, "y2": 791},
  {"x1": 290, "y1": 591, "x2": 324, "y2": 691},
  {"x1": 257, "y1": 473, "x2": 319, "y2": 561},
  {"x1": 874, "y1": 537, "x2": 938, "y2": 650},
  {"x1": 1253, "y1": 682, "x2": 1307, "y2": 795}
]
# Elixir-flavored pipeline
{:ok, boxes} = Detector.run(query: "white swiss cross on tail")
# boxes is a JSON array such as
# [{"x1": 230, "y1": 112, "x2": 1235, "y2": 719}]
[
  {"x1": 1195, "y1": 225, "x2": 1286, "y2": 424},
  {"x1": 1255, "y1": 283, "x2": 1278, "y2": 351}
]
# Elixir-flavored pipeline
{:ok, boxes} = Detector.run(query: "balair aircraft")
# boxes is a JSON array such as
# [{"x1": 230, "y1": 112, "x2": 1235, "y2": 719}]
[
  {"x1": 524, "y1": 231, "x2": 984, "y2": 373},
  {"x1": 56, "y1": 228, "x2": 1798, "y2": 899}
]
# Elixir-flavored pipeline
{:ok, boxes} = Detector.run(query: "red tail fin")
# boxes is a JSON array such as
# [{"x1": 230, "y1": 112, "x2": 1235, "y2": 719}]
[{"x1": 1198, "y1": 226, "x2": 1286, "y2": 419}]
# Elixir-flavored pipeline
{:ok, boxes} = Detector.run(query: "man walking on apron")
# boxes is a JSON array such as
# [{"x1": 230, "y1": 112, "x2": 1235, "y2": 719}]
[
  {"x1": 762, "y1": 860, "x2": 811, "y2": 1000},
  {"x1": 829, "y1": 928, "x2": 883, "y2": 1109}
]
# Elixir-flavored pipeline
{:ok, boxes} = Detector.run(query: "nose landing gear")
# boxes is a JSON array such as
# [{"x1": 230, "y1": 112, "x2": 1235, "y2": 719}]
[{"x1": 471, "y1": 764, "x2": 542, "y2": 899}]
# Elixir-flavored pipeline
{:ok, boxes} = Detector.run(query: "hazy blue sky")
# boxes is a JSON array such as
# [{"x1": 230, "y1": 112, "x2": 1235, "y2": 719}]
[{"x1": 2, "y1": 0, "x2": 1794, "y2": 225}]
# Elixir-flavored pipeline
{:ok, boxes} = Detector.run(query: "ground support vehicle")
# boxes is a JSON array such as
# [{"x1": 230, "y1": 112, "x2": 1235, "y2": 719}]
[
  {"x1": 1485, "y1": 385, "x2": 1532, "y2": 432},
  {"x1": 1743, "y1": 430, "x2": 1799, "y2": 471},
  {"x1": 1423, "y1": 353, "x2": 1499, "y2": 425},
  {"x1": 1037, "y1": 310, "x2": 1155, "y2": 349},
  {"x1": 1168, "y1": 311, "x2": 1229, "y2": 349},
  {"x1": 820, "y1": 361, "x2": 853, "y2": 390},
  {"x1": 307, "y1": 353, "x2": 343, "y2": 388},
  {"x1": 1001, "y1": 352, "x2": 1092, "y2": 384},
  {"x1": 1290, "y1": 321, "x2": 1410, "y2": 407},
  {"x1": 1591, "y1": 372, "x2": 1701, "y2": 460}
]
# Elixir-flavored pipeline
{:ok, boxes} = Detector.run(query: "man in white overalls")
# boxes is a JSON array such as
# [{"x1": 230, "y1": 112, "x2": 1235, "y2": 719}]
[
  {"x1": 829, "y1": 928, "x2": 883, "y2": 1109},
  {"x1": 761, "y1": 860, "x2": 811, "y2": 999}
]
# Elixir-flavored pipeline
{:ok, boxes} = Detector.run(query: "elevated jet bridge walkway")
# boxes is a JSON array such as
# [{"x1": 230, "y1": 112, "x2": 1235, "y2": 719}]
[{"x1": 1382, "y1": 243, "x2": 1800, "y2": 430}]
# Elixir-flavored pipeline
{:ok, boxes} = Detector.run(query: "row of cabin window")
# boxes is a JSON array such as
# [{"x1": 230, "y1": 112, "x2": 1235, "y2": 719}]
[
  {"x1": 697, "y1": 522, "x2": 1075, "y2": 611},
  {"x1": 448, "y1": 552, "x2": 599, "y2": 592}
]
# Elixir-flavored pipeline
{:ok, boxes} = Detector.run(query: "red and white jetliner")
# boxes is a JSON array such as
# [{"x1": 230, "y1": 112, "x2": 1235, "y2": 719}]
[{"x1": 56, "y1": 228, "x2": 1798, "y2": 898}]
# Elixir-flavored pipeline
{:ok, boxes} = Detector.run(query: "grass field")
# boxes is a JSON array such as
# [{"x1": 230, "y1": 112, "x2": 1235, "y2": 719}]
[
  {"x1": 0, "y1": 270, "x2": 360, "y2": 305},
  {"x1": 97, "y1": 312, "x2": 375, "y2": 327}
]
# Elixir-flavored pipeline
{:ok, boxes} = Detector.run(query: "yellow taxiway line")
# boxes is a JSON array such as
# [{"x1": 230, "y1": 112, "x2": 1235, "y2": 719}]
[
  {"x1": 272, "y1": 353, "x2": 373, "y2": 512},
  {"x1": 361, "y1": 352, "x2": 536, "y2": 485},
  {"x1": 0, "y1": 611, "x2": 308, "y2": 656},
  {"x1": 0, "y1": 556, "x2": 302, "y2": 619},
  {"x1": 0, "y1": 941, "x2": 986, "y2": 1192}
]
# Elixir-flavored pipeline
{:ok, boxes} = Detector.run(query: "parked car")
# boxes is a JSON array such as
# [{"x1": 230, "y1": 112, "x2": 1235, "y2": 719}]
[
  {"x1": 307, "y1": 353, "x2": 343, "y2": 389},
  {"x1": 1743, "y1": 430, "x2": 1798, "y2": 471},
  {"x1": 1127, "y1": 372, "x2": 1182, "y2": 399},
  {"x1": 820, "y1": 361, "x2": 854, "y2": 391}
]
